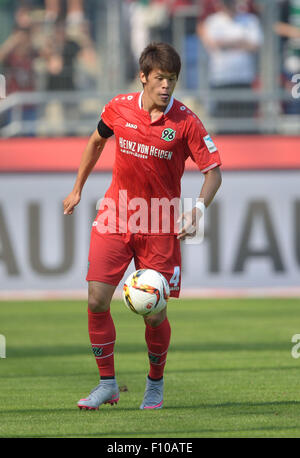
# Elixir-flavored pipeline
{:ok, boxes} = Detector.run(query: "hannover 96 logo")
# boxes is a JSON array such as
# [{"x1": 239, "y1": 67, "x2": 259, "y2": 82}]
[
  {"x1": 161, "y1": 128, "x2": 176, "y2": 142},
  {"x1": 92, "y1": 346, "x2": 103, "y2": 357}
]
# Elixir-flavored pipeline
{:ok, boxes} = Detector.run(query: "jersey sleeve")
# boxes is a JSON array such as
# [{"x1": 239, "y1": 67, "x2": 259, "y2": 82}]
[
  {"x1": 185, "y1": 117, "x2": 222, "y2": 173},
  {"x1": 100, "y1": 97, "x2": 118, "y2": 131}
]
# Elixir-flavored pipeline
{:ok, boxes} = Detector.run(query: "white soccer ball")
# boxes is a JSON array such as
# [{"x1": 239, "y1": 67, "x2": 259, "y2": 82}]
[{"x1": 122, "y1": 269, "x2": 170, "y2": 316}]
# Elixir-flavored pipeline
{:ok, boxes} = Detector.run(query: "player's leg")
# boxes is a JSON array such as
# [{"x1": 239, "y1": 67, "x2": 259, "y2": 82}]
[
  {"x1": 143, "y1": 307, "x2": 170, "y2": 381},
  {"x1": 135, "y1": 234, "x2": 181, "y2": 409},
  {"x1": 87, "y1": 281, "x2": 117, "y2": 379},
  {"x1": 78, "y1": 281, "x2": 120, "y2": 410},
  {"x1": 78, "y1": 230, "x2": 133, "y2": 410},
  {"x1": 140, "y1": 307, "x2": 171, "y2": 409}
]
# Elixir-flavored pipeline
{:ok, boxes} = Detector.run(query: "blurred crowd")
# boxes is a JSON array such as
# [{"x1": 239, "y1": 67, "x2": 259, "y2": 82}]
[
  {"x1": 127, "y1": 0, "x2": 300, "y2": 117},
  {"x1": 0, "y1": 0, "x2": 299, "y2": 134},
  {"x1": 0, "y1": 0, "x2": 99, "y2": 95}
]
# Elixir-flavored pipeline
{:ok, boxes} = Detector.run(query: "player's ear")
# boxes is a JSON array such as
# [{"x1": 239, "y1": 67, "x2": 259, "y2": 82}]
[{"x1": 139, "y1": 71, "x2": 147, "y2": 85}]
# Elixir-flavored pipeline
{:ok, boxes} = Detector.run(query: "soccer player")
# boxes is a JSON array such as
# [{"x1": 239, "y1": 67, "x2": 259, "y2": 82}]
[{"x1": 63, "y1": 42, "x2": 222, "y2": 410}]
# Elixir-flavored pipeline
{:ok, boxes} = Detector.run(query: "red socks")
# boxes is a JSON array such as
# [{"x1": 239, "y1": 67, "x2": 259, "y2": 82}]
[
  {"x1": 88, "y1": 309, "x2": 116, "y2": 378},
  {"x1": 145, "y1": 318, "x2": 171, "y2": 380},
  {"x1": 88, "y1": 309, "x2": 171, "y2": 381}
]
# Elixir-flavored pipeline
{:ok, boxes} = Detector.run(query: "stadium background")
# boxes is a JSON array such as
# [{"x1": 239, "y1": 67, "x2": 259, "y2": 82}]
[{"x1": 0, "y1": 0, "x2": 299, "y2": 298}]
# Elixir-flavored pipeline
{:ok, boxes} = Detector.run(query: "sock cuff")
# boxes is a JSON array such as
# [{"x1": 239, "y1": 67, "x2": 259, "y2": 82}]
[
  {"x1": 146, "y1": 317, "x2": 170, "y2": 332},
  {"x1": 88, "y1": 308, "x2": 111, "y2": 318},
  {"x1": 148, "y1": 375, "x2": 163, "y2": 382}
]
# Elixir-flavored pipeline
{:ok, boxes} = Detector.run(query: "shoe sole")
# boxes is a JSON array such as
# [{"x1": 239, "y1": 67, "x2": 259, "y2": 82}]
[
  {"x1": 140, "y1": 400, "x2": 163, "y2": 410},
  {"x1": 78, "y1": 396, "x2": 119, "y2": 410}
]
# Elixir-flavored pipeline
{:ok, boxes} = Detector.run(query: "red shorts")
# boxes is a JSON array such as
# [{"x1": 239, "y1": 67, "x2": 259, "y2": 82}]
[{"x1": 86, "y1": 228, "x2": 181, "y2": 297}]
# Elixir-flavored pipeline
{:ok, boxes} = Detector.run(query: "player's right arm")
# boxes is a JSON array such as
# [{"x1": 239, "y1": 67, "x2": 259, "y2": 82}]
[{"x1": 63, "y1": 129, "x2": 107, "y2": 215}]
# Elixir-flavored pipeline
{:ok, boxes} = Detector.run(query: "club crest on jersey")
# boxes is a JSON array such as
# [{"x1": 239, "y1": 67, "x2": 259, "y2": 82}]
[{"x1": 161, "y1": 128, "x2": 176, "y2": 142}]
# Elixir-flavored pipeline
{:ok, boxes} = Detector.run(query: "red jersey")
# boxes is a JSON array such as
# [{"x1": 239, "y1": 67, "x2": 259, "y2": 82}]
[{"x1": 96, "y1": 91, "x2": 221, "y2": 235}]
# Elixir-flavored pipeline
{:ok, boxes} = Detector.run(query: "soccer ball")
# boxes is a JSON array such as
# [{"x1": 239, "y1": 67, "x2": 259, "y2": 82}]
[{"x1": 122, "y1": 269, "x2": 170, "y2": 316}]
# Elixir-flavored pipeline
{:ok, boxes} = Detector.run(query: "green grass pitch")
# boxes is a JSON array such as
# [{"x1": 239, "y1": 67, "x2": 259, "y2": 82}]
[{"x1": 0, "y1": 297, "x2": 300, "y2": 438}]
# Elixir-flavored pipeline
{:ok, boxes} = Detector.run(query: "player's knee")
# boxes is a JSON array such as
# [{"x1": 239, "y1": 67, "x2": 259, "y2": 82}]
[
  {"x1": 88, "y1": 281, "x2": 114, "y2": 313},
  {"x1": 88, "y1": 293, "x2": 110, "y2": 313},
  {"x1": 144, "y1": 309, "x2": 167, "y2": 327}
]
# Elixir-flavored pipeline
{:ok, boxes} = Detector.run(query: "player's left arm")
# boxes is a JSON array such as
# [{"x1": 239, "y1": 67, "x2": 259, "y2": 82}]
[
  {"x1": 177, "y1": 166, "x2": 222, "y2": 241},
  {"x1": 177, "y1": 115, "x2": 222, "y2": 240},
  {"x1": 198, "y1": 165, "x2": 222, "y2": 207}
]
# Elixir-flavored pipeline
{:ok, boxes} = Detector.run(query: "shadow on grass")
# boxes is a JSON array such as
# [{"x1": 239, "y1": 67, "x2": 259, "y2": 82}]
[
  {"x1": 5, "y1": 341, "x2": 292, "y2": 358},
  {"x1": 67, "y1": 423, "x2": 300, "y2": 438},
  {"x1": 2, "y1": 400, "x2": 300, "y2": 438},
  {"x1": 4, "y1": 423, "x2": 300, "y2": 438},
  {"x1": 1, "y1": 364, "x2": 299, "y2": 382},
  {"x1": 35, "y1": 424, "x2": 300, "y2": 438},
  {"x1": 2, "y1": 399, "x2": 300, "y2": 416}
]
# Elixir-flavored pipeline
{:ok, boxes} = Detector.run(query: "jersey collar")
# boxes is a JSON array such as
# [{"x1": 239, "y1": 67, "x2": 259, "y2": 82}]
[{"x1": 138, "y1": 91, "x2": 174, "y2": 116}]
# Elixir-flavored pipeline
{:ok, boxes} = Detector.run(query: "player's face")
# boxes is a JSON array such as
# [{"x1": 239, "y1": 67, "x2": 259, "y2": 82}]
[{"x1": 140, "y1": 69, "x2": 177, "y2": 109}]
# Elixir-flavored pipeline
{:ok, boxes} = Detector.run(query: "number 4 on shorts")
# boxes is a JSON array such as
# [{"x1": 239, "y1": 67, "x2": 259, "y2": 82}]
[{"x1": 170, "y1": 266, "x2": 180, "y2": 288}]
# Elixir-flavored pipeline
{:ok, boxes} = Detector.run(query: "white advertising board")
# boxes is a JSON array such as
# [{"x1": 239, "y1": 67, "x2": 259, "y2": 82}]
[{"x1": 0, "y1": 171, "x2": 299, "y2": 296}]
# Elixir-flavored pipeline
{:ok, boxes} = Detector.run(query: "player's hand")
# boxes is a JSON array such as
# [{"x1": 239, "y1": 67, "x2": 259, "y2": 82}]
[
  {"x1": 63, "y1": 190, "x2": 81, "y2": 215},
  {"x1": 176, "y1": 207, "x2": 203, "y2": 241}
]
